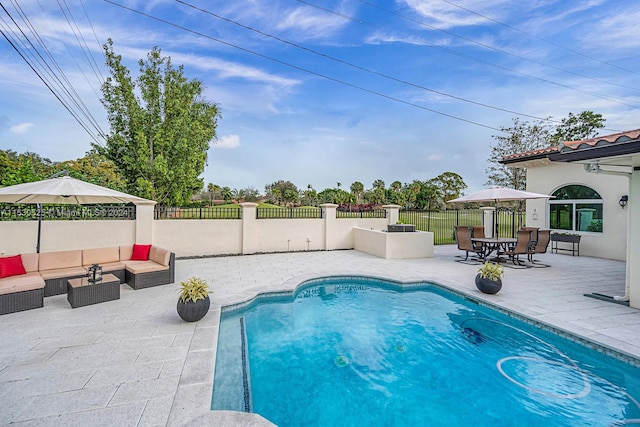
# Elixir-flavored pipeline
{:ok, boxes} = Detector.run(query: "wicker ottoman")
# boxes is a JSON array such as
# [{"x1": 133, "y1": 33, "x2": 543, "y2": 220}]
[{"x1": 67, "y1": 273, "x2": 120, "y2": 308}]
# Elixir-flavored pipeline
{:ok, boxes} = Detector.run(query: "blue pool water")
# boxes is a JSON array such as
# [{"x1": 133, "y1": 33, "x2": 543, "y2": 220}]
[{"x1": 212, "y1": 277, "x2": 640, "y2": 426}]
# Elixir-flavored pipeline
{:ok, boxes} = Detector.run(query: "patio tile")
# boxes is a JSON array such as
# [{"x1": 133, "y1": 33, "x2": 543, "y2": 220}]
[
  {"x1": 13, "y1": 385, "x2": 117, "y2": 421},
  {"x1": 53, "y1": 402, "x2": 145, "y2": 427},
  {"x1": 109, "y1": 376, "x2": 180, "y2": 406},
  {"x1": 0, "y1": 246, "x2": 637, "y2": 426}
]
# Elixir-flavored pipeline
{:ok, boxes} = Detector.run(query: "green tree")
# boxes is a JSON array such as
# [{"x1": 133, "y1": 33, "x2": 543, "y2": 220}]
[
  {"x1": 100, "y1": 39, "x2": 220, "y2": 205},
  {"x1": 371, "y1": 179, "x2": 386, "y2": 205},
  {"x1": 302, "y1": 184, "x2": 317, "y2": 206},
  {"x1": 350, "y1": 181, "x2": 364, "y2": 204},
  {"x1": 0, "y1": 150, "x2": 53, "y2": 186},
  {"x1": 58, "y1": 151, "x2": 126, "y2": 191},
  {"x1": 428, "y1": 172, "x2": 467, "y2": 205},
  {"x1": 487, "y1": 112, "x2": 606, "y2": 190},
  {"x1": 265, "y1": 180, "x2": 299, "y2": 206},
  {"x1": 221, "y1": 186, "x2": 232, "y2": 203},
  {"x1": 550, "y1": 111, "x2": 606, "y2": 144},
  {"x1": 486, "y1": 117, "x2": 552, "y2": 190}
]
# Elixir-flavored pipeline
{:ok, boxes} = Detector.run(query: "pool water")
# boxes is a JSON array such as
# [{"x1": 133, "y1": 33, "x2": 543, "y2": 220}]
[{"x1": 212, "y1": 277, "x2": 640, "y2": 426}]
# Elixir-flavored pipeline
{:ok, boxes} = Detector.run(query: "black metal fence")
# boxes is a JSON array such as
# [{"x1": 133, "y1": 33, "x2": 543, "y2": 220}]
[
  {"x1": 400, "y1": 209, "x2": 525, "y2": 245},
  {"x1": 257, "y1": 208, "x2": 322, "y2": 219},
  {"x1": 154, "y1": 206, "x2": 241, "y2": 220},
  {"x1": 336, "y1": 209, "x2": 386, "y2": 219},
  {"x1": 0, "y1": 204, "x2": 136, "y2": 221}
]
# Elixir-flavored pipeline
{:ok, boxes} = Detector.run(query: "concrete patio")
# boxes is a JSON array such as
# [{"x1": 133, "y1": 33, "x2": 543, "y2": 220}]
[{"x1": 1, "y1": 245, "x2": 639, "y2": 426}]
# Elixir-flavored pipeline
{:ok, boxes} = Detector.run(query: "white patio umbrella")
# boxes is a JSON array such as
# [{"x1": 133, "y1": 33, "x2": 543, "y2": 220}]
[
  {"x1": 447, "y1": 187, "x2": 553, "y2": 237},
  {"x1": 0, "y1": 176, "x2": 150, "y2": 252}
]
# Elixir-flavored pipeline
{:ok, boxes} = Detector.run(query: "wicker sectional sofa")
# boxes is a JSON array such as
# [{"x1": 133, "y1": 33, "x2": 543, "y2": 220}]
[{"x1": 0, "y1": 245, "x2": 175, "y2": 315}]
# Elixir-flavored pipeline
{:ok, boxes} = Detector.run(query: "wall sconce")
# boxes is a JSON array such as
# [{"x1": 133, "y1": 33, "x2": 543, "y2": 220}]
[
  {"x1": 532, "y1": 209, "x2": 539, "y2": 220},
  {"x1": 619, "y1": 195, "x2": 628, "y2": 209}
]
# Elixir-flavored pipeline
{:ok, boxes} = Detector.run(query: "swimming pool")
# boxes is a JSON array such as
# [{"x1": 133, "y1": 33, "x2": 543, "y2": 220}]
[{"x1": 212, "y1": 276, "x2": 640, "y2": 426}]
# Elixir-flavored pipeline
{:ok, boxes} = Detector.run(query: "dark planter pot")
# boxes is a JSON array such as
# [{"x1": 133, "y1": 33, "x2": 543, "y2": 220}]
[
  {"x1": 475, "y1": 274, "x2": 502, "y2": 294},
  {"x1": 551, "y1": 234, "x2": 581, "y2": 243},
  {"x1": 177, "y1": 296, "x2": 210, "y2": 322}
]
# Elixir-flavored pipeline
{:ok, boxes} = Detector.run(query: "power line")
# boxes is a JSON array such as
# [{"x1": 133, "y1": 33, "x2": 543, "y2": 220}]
[
  {"x1": 176, "y1": 0, "x2": 564, "y2": 125},
  {"x1": 104, "y1": 0, "x2": 505, "y2": 132},
  {"x1": 437, "y1": 0, "x2": 640, "y2": 78},
  {"x1": 0, "y1": 2, "x2": 105, "y2": 145},
  {"x1": 0, "y1": 21, "x2": 102, "y2": 145},
  {"x1": 318, "y1": 0, "x2": 640, "y2": 106}
]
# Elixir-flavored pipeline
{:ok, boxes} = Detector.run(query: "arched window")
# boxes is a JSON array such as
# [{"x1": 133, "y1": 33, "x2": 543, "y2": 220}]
[{"x1": 548, "y1": 185, "x2": 603, "y2": 233}]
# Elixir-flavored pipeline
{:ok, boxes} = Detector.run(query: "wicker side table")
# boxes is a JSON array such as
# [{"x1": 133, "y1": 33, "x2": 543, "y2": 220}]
[{"x1": 67, "y1": 273, "x2": 120, "y2": 308}]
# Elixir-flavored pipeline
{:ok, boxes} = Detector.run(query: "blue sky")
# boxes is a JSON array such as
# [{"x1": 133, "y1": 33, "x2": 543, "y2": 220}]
[{"x1": 1, "y1": 0, "x2": 639, "y2": 195}]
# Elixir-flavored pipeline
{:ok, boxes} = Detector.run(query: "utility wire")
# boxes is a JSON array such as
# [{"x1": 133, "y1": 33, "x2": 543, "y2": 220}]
[
  {"x1": 104, "y1": 0, "x2": 505, "y2": 132},
  {"x1": 57, "y1": 0, "x2": 105, "y2": 87},
  {"x1": 307, "y1": 0, "x2": 640, "y2": 106},
  {"x1": 176, "y1": 0, "x2": 563, "y2": 124},
  {"x1": 0, "y1": 24, "x2": 102, "y2": 145},
  {"x1": 437, "y1": 0, "x2": 640, "y2": 78},
  {"x1": 351, "y1": 0, "x2": 640, "y2": 92},
  {"x1": 1, "y1": 2, "x2": 104, "y2": 145},
  {"x1": 79, "y1": 0, "x2": 106, "y2": 82}
]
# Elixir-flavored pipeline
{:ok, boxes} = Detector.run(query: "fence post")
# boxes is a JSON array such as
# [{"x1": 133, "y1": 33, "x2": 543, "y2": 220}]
[
  {"x1": 240, "y1": 202, "x2": 258, "y2": 254},
  {"x1": 134, "y1": 200, "x2": 157, "y2": 244}
]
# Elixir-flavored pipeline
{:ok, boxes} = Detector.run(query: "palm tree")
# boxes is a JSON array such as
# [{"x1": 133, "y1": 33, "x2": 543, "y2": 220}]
[{"x1": 350, "y1": 181, "x2": 364, "y2": 205}]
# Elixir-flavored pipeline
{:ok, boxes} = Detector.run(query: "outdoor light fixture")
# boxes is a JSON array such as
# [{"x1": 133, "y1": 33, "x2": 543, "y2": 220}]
[
  {"x1": 619, "y1": 195, "x2": 628, "y2": 209},
  {"x1": 583, "y1": 162, "x2": 601, "y2": 174},
  {"x1": 532, "y1": 209, "x2": 539, "y2": 220},
  {"x1": 88, "y1": 264, "x2": 103, "y2": 283}
]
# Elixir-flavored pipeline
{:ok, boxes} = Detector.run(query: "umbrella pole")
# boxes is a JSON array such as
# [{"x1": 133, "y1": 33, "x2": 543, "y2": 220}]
[{"x1": 36, "y1": 203, "x2": 42, "y2": 253}]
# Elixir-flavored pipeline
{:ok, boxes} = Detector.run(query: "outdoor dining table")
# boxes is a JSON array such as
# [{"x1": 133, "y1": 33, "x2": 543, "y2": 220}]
[{"x1": 471, "y1": 237, "x2": 517, "y2": 262}]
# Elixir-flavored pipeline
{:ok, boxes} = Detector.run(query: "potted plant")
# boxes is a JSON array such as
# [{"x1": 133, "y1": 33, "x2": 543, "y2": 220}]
[
  {"x1": 177, "y1": 277, "x2": 211, "y2": 322},
  {"x1": 475, "y1": 262, "x2": 504, "y2": 294}
]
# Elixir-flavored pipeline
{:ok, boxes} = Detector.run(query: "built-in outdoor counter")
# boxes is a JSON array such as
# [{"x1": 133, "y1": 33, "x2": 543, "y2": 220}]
[{"x1": 353, "y1": 227, "x2": 434, "y2": 259}]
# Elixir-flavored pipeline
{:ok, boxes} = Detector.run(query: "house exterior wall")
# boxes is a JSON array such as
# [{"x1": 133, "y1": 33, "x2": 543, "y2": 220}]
[{"x1": 524, "y1": 161, "x2": 629, "y2": 261}]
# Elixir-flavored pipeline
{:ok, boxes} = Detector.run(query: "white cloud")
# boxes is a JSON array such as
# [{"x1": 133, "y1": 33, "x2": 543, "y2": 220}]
[
  {"x1": 276, "y1": 5, "x2": 349, "y2": 38},
  {"x1": 215, "y1": 134, "x2": 241, "y2": 149},
  {"x1": 402, "y1": 0, "x2": 510, "y2": 29},
  {"x1": 10, "y1": 122, "x2": 34, "y2": 134},
  {"x1": 427, "y1": 154, "x2": 443, "y2": 161}
]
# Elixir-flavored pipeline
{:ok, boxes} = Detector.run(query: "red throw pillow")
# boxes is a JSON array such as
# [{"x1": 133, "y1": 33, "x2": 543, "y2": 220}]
[
  {"x1": 0, "y1": 255, "x2": 27, "y2": 279},
  {"x1": 131, "y1": 244, "x2": 152, "y2": 261}
]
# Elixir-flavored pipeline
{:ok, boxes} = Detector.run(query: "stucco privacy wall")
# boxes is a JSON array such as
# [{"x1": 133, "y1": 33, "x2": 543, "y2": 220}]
[
  {"x1": 153, "y1": 220, "x2": 243, "y2": 257},
  {"x1": 0, "y1": 220, "x2": 136, "y2": 255},
  {"x1": 525, "y1": 161, "x2": 629, "y2": 261},
  {"x1": 0, "y1": 204, "x2": 393, "y2": 257}
]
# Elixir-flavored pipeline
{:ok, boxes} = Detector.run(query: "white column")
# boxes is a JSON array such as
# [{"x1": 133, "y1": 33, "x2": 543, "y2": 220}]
[
  {"x1": 628, "y1": 170, "x2": 640, "y2": 309},
  {"x1": 134, "y1": 200, "x2": 156, "y2": 244},
  {"x1": 480, "y1": 207, "x2": 495, "y2": 238},
  {"x1": 320, "y1": 203, "x2": 338, "y2": 250},
  {"x1": 383, "y1": 204, "x2": 401, "y2": 224},
  {"x1": 240, "y1": 202, "x2": 258, "y2": 255}
]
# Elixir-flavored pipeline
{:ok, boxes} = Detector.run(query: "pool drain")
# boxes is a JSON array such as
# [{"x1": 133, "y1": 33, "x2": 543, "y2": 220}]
[{"x1": 335, "y1": 355, "x2": 349, "y2": 367}]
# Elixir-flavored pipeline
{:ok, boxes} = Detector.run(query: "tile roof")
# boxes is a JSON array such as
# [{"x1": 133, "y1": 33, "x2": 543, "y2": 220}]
[
  {"x1": 559, "y1": 128, "x2": 640, "y2": 151},
  {"x1": 501, "y1": 146, "x2": 558, "y2": 162},
  {"x1": 501, "y1": 128, "x2": 640, "y2": 164}
]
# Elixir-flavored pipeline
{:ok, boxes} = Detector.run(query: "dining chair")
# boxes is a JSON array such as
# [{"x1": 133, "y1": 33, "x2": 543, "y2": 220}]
[
  {"x1": 454, "y1": 226, "x2": 484, "y2": 261},
  {"x1": 502, "y1": 229, "x2": 532, "y2": 265},
  {"x1": 528, "y1": 229, "x2": 551, "y2": 263}
]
